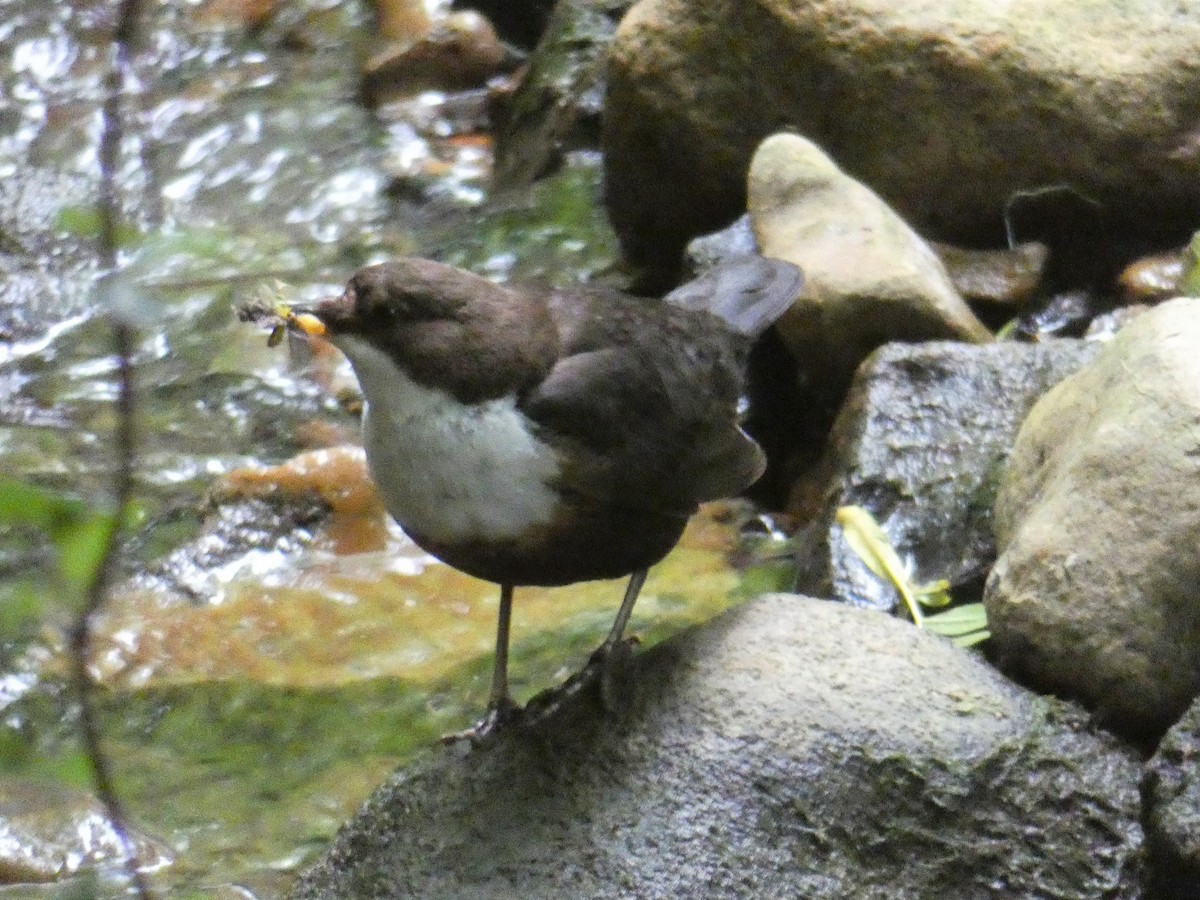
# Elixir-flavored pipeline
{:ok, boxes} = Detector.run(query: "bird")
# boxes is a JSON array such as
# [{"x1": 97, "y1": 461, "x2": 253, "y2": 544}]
[{"x1": 282, "y1": 255, "x2": 802, "y2": 740}]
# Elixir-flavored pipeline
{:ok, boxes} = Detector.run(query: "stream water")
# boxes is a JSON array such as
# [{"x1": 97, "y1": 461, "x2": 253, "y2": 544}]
[{"x1": 0, "y1": 1, "x2": 781, "y2": 896}]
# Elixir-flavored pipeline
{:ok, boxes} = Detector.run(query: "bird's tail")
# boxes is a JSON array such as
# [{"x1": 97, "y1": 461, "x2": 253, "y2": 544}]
[{"x1": 664, "y1": 256, "x2": 802, "y2": 337}]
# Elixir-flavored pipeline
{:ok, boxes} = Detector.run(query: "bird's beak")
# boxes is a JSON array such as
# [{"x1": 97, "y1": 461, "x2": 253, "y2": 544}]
[{"x1": 286, "y1": 288, "x2": 357, "y2": 338}]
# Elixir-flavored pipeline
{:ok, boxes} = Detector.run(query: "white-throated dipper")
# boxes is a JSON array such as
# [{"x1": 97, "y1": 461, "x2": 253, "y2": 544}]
[{"x1": 281, "y1": 255, "x2": 802, "y2": 740}]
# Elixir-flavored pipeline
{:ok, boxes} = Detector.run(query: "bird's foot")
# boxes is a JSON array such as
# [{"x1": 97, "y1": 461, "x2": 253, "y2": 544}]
[
  {"x1": 591, "y1": 635, "x2": 640, "y2": 714},
  {"x1": 440, "y1": 696, "x2": 522, "y2": 748},
  {"x1": 520, "y1": 635, "x2": 641, "y2": 727}
]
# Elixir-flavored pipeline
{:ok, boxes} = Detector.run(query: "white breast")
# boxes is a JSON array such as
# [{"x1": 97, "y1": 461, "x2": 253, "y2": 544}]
[{"x1": 333, "y1": 336, "x2": 562, "y2": 544}]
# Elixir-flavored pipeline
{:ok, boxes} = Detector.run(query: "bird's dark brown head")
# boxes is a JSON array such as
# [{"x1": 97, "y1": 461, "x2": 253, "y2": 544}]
[
  {"x1": 309, "y1": 258, "x2": 478, "y2": 335},
  {"x1": 301, "y1": 258, "x2": 559, "y2": 404}
]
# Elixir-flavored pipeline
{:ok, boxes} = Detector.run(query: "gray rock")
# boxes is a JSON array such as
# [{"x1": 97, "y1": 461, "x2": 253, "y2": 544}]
[
  {"x1": 603, "y1": 0, "x2": 1200, "y2": 270},
  {"x1": 1144, "y1": 696, "x2": 1200, "y2": 898},
  {"x1": 289, "y1": 594, "x2": 1142, "y2": 899},
  {"x1": 986, "y1": 297, "x2": 1200, "y2": 737},
  {"x1": 797, "y1": 339, "x2": 1100, "y2": 610},
  {"x1": 684, "y1": 216, "x2": 760, "y2": 275},
  {"x1": 748, "y1": 133, "x2": 992, "y2": 396}
]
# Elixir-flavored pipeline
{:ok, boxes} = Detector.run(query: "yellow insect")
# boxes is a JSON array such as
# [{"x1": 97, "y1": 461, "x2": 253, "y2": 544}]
[{"x1": 266, "y1": 301, "x2": 326, "y2": 344}]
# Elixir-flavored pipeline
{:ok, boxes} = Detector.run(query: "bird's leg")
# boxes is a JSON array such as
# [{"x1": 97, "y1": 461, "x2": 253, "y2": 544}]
[
  {"x1": 520, "y1": 568, "x2": 650, "y2": 725},
  {"x1": 496, "y1": 570, "x2": 653, "y2": 730},
  {"x1": 603, "y1": 567, "x2": 648, "y2": 651},
  {"x1": 441, "y1": 583, "x2": 519, "y2": 745},
  {"x1": 594, "y1": 567, "x2": 648, "y2": 712},
  {"x1": 487, "y1": 581, "x2": 516, "y2": 712}
]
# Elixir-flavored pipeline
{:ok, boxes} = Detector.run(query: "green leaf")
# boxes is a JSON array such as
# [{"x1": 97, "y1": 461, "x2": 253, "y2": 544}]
[
  {"x1": 46, "y1": 748, "x2": 96, "y2": 790},
  {"x1": 55, "y1": 205, "x2": 141, "y2": 246},
  {"x1": 923, "y1": 604, "x2": 991, "y2": 647},
  {"x1": 913, "y1": 578, "x2": 952, "y2": 609},
  {"x1": 836, "y1": 505, "x2": 990, "y2": 645},
  {"x1": 1181, "y1": 232, "x2": 1200, "y2": 296},
  {"x1": 55, "y1": 513, "x2": 117, "y2": 595},
  {"x1": 994, "y1": 318, "x2": 1021, "y2": 340},
  {"x1": 0, "y1": 477, "x2": 86, "y2": 532},
  {"x1": 0, "y1": 477, "x2": 116, "y2": 595},
  {"x1": 0, "y1": 581, "x2": 48, "y2": 633}
]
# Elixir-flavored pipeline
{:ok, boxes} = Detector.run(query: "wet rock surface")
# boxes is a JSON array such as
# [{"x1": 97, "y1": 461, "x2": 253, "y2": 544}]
[
  {"x1": 986, "y1": 297, "x2": 1200, "y2": 738},
  {"x1": 795, "y1": 339, "x2": 1101, "y2": 610},
  {"x1": 361, "y1": 10, "x2": 523, "y2": 105},
  {"x1": 604, "y1": 0, "x2": 1200, "y2": 271},
  {"x1": 1144, "y1": 696, "x2": 1200, "y2": 898},
  {"x1": 290, "y1": 594, "x2": 1144, "y2": 900},
  {"x1": 1119, "y1": 248, "x2": 1188, "y2": 306},
  {"x1": 932, "y1": 240, "x2": 1048, "y2": 318}
]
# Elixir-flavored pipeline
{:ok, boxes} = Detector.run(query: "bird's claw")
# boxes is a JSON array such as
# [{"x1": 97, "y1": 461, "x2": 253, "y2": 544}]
[
  {"x1": 594, "y1": 635, "x2": 640, "y2": 714},
  {"x1": 518, "y1": 635, "x2": 641, "y2": 727},
  {"x1": 440, "y1": 697, "x2": 522, "y2": 747}
]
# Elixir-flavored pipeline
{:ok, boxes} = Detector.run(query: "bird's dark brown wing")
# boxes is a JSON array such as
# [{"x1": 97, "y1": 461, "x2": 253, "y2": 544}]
[{"x1": 520, "y1": 288, "x2": 765, "y2": 514}]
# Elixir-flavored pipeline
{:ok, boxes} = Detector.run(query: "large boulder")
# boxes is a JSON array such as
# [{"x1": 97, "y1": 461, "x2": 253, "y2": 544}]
[
  {"x1": 985, "y1": 297, "x2": 1200, "y2": 738},
  {"x1": 492, "y1": 0, "x2": 633, "y2": 188},
  {"x1": 603, "y1": 0, "x2": 1200, "y2": 271},
  {"x1": 290, "y1": 594, "x2": 1143, "y2": 899}
]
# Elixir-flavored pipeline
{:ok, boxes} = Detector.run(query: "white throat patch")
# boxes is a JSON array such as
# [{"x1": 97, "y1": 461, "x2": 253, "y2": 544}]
[{"x1": 333, "y1": 335, "x2": 562, "y2": 544}]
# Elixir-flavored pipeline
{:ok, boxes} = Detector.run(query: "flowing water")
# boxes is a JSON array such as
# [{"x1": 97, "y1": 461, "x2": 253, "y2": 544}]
[{"x1": 0, "y1": 1, "x2": 780, "y2": 895}]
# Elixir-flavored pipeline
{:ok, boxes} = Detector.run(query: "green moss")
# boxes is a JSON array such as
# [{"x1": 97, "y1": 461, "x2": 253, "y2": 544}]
[{"x1": 434, "y1": 156, "x2": 620, "y2": 286}]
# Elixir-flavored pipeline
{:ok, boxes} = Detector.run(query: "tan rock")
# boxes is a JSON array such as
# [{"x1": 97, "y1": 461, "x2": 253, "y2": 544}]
[
  {"x1": 749, "y1": 133, "x2": 990, "y2": 392},
  {"x1": 985, "y1": 297, "x2": 1200, "y2": 736}
]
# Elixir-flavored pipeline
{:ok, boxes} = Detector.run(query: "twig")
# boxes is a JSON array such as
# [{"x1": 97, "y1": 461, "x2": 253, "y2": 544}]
[
  {"x1": 68, "y1": 0, "x2": 157, "y2": 896},
  {"x1": 67, "y1": 318, "x2": 153, "y2": 899}
]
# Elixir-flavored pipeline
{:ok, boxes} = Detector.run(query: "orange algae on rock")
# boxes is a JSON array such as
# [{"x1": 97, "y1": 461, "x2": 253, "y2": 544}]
[{"x1": 219, "y1": 446, "x2": 389, "y2": 554}]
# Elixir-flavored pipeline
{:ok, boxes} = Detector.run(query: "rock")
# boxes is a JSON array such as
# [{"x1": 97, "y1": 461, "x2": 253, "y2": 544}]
[
  {"x1": 688, "y1": 217, "x2": 1046, "y2": 321},
  {"x1": 1144, "y1": 696, "x2": 1200, "y2": 898},
  {"x1": 794, "y1": 339, "x2": 1100, "y2": 610},
  {"x1": 603, "y1": 0, "x2": 1200, "y2": 272},
  {"x1": 492, "y1": 0, "x2": 632, "y2": 188},
  {"x1": 748, "y1": 133, "x2": 992, "y2": 397},
  {"x1": 985, "y1": 297, "x2": 1200, "y2": 738},
  {"x1": 1119, "y1": 248, "x2": 1187, "y2": 305},
  {"x1": 370, "y1": 0, "x2": 431, "y2": 42},
  {"x1": 289, "y1": 594, "x2": 1143, "y2": 899},
  {"x1": 684, "y1": 215, "x2": 760, "y2": 275},
  {"x1": 1084, "y1": 305, "x2": 1152, "y2": 341},
  {"x1": 932, "y1": 241, "x2": 1048, "y2": 316},
  {"x1": 361, "y1": 11, "x2": 524, "y2": 104}
]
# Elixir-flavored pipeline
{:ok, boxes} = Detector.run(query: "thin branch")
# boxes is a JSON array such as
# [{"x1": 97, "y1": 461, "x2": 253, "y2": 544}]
[
  {"x1": 68, "y1": 318, "x2": 153, "y2": 899},
  {"x1": 97, "y1": 0, "x2": 143, "y2": 269},
  {"x1": 68, "y1": 0, "x2": 156, "y2": 896}
]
